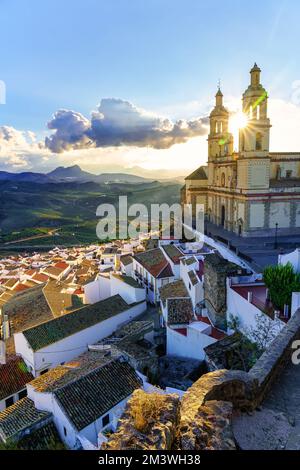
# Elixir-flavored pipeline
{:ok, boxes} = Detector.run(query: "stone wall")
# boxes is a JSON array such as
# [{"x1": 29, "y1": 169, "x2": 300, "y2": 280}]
[
  {"x1": 248, "y1": 308, "x2": 300, "y2": 406},
  {"x1": 102, "y1": 309, "x2": 300, "y2": 450},
  {"x1": 204, "y1": 253, "x2": 246, "y2": 329}
]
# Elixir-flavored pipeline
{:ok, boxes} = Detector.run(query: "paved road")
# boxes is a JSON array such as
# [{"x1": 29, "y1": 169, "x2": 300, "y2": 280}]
[
  {"x1": 3, "y1": 228, "x2": 60, "y2": 245},
  {"x1": 233, "y1": 360, "x2": 300, "y2": 450},
  {"x1": 263, "y1": 361, "x2": 300, "y2": 450}
]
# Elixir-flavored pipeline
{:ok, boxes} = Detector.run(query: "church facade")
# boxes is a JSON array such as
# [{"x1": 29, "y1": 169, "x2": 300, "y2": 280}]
[{"x1": 181, "y1": 64, "x2": 300, "y2": 237}]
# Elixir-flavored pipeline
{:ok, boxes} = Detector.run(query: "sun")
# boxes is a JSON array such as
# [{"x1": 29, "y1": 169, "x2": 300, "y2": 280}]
[{"x1": 229, "y1": 111, "x2": 248, "y2": 134}]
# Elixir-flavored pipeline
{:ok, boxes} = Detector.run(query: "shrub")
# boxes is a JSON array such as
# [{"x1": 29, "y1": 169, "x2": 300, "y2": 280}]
[
  {"x1": 130, "y1": 390, "x2": 166, "y2": 433},
  {"x1": 263, "y1": 262, "x2": 300, "y2": 310}
]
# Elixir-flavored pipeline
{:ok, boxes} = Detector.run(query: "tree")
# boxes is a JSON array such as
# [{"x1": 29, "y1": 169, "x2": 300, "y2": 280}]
[
  {"x1": 263, "y1": 262, "x2": 300, "y2": 311},
  {"x1": 246, "y1": 312, "x2": 281, "y2": 353}
]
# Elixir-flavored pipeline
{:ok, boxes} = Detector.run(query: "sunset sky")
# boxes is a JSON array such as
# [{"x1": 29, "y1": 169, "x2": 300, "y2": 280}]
[{"x1": 1, "y1": 0, "x2": 300, "y2": 177}]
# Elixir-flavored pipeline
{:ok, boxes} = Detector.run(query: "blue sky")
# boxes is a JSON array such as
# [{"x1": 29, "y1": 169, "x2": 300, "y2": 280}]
[{"x1": 0, "y1": 0, "x2": 300, "y2": 175}]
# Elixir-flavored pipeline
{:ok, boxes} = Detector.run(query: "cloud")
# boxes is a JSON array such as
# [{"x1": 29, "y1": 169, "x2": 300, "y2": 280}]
[
  {"x1": 45, "y1": 98, "x2": 209, "y2": 153},
  {"x1": 0, "y1": 126, "x2": 47, "y2": 169},
  {"x1": 1, "y1": 96, "x2": 300, "y2": 176},
  {"x1": 45, "y1": 109, "x2": 92, "y2": 153}
]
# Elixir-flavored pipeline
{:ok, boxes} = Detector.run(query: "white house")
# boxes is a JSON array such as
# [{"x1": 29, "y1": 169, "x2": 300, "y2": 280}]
[
  {"x1": 133, "y1": 248, "x2": 175, "y2": 303},
  {"x1": 26, "y1": 356, "x2": 142, "y2": 449},
  {"x1": 226, "y1": 276, "x2": 285, "y2": 343},
  {"x1": 14, "y1": 294, "x2": 146, "y2": 376},
  {"x1": 167, "y1": 320, "x2": 218, "y2": 361},
  {"x1": 82, "y1": 275, "x2": 102, "y2": 304},
  {"x1": 0, "y1": 356, "x2": 33, "y2": 411},
  {"x1": 120, "y1": 255, "x2": 133, "y2": 276},
  {"x1": 180, "y1": 256, "x2": 204, "y2": 310},
  {"x1": 110, "y1": 273, "x2": 146, "y2": 305},
  {"x1": 164, "y1": 297, "x2": 221, "y2": 361},
  {"x1": 100, "y1": 247, "x2": 118, "y2": 269},
  {"x1": 161, "y1": 244, "x2": 184, "y2": 279}
]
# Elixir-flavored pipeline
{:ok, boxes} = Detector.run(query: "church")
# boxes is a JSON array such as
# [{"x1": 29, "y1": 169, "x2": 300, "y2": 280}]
[{"x1": 181, "y1": 64, "x2": 300, "y2": 237}]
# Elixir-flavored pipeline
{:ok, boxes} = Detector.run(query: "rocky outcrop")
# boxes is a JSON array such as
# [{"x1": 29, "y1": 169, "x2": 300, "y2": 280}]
[
  {"x1": 180, "y1": 400, "x2": 235, "y2": 450},
  {"x1": 101, "y1": 390, "x2": 180, "y2": 450},
  {"x1": 177, "y1": 369, "x2": 254, "y2": 450}
]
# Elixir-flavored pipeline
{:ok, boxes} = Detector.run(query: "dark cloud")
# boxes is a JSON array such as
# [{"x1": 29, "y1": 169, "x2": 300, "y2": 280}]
[
  {"x1": 45, "y1": 109, "x2": 92, "y2": 153},
  {"x1": 45, "y1": 98, "x2": 209, "y2": 153}
]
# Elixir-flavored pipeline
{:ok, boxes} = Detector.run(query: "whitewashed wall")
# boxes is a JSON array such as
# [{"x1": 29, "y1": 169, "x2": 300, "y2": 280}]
[
  {"x1": 110, "y1": 275, "x2": 146, "y2": 304},
  {"x1": 167, "y1": 325, "x2": 216, "y2": 361},
  {"x1": 15, "y1": 301, "x2": 146, "y2": 376},
  {"x1": 278, "y1": 249, "x2": 300, "y2": 274}
]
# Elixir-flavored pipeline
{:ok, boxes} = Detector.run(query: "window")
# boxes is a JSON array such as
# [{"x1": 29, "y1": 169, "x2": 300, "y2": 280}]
[
  {"x1": 18, "y1": 389, "x2": 27, "y2": 400},
  {"x1": 221, "y1": 173, "x2": 226, "y2": 187},
  {"x1": 63, "y1": 427, "x2": 67, "y2": 437},
  {"x1": 256, "y1": 132, "x2": 263, "y2": 151},
  {"x1": 102, "y1": 414, "x2": 110, "y2": 428},
  {"x1": 5, "y1": 396, "x2": 14, "y2": 408},
  {"x1": 240, "y1": 132, "x2": 245, "y2": 151},
  {"x1": 286, "y1": 170, "x2": 292, "y2": 178}
]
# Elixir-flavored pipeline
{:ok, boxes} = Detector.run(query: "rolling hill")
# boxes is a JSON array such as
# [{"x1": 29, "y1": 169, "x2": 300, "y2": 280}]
[{"x1": 0, "y1": 178, "x2": 181, "y2": 246}]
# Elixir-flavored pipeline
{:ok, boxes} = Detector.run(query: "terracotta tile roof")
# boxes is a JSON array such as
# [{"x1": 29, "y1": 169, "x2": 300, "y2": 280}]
[
  {"x1": 31, "y1": 273, "x2": 49, "y2": 283},
  {"x1": 162, "y1": 245, "x2": 183, "y2": 264},
  {"x1": 54, "y1": 262, "x2": 69, "y2": 270},
  {"x1": 167, "y1": 298, "x2": 193, "y2": 325},
  {"x1": 29, "y1": 351, "x2": 118, "y2": 393},
  {"x1": 22, "y1": 295, "x2": 138, "y2": 351},
  {"x1": 0, "y1": 398, "x2": 51, "y2": 441},
  {"x1": 0, "y1": 356, "x2": 33, "y2": 401},
  {"x1": 182, "y1": 256, "x2": 197, "y2": 266},
  {"x1": 188, "y1": 270, "x2": 199, "y2": 286},
  {"x1": 134, "y1": 248, "x2": 172, "y2": 278},
  {"x1": 54, "y1": 359, "x2": 142, "y2": 431},
  {"x1": 159, "y1": 280, "x2": 188, "y2": 306},
  {"x1": 112, "y1": 273, "x2": 140, "y2": 288},
  {"x1": 3, "y1": 278, "x2": 19, "y2": 289},
  {"x1": 17, "y1": 421, "x2": 64, "y2": 450},
  {"x1": 158, "y1": 264, "x2": 174, "y2": 279},
  {"x1": 120, "y1": 255, "x2": 133, "y2": 266},
  {"x1": 12, "y1": 283, "x2": 29, "y2": 293},
  {"x1": 42, "y1": 266, "x2": 64, "y2": 278},
  {"x1": 43, "y1": 279, "x2": 83, "y2": 317},
  {"x1": 24, "y1": 269, "x2": 37, "y2": 277}
]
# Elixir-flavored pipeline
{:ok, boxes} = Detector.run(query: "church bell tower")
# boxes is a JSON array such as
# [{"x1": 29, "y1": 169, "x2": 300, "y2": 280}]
[
  {"x1": 208, "y1": 87, "x2": 233, "y2": 160},
  {"x1": 239, "y1": 63, "x2": 271, "y2": 156},
  {"x1": 237, "y1": 64, "x2": 271, "y2": 190}
]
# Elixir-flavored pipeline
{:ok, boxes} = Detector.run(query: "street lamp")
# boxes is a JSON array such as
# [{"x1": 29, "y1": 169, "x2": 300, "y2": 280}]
[{"x1": 274, "y1": 222, "x2": 278, "y2": 249}]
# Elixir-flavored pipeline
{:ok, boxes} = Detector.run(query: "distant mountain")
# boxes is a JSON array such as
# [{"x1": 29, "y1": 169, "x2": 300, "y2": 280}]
[
  {"x1": 0, "y1": 165, "x2": 154, "y2": 185},
  {"x1": 47, "y1": 165, "x2": 94, "y2": 182},
  {"x1": 94, "y1": 173, "x2": 151, "y2": 184},
  {"x1": 0, "y1": 171, "x2": 50, "y2": 184}
]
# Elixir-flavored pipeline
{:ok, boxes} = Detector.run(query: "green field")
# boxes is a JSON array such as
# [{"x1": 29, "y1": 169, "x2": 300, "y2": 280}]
[{"x1": 0, "y1": 179, "x2": 181, "y2": 247}]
